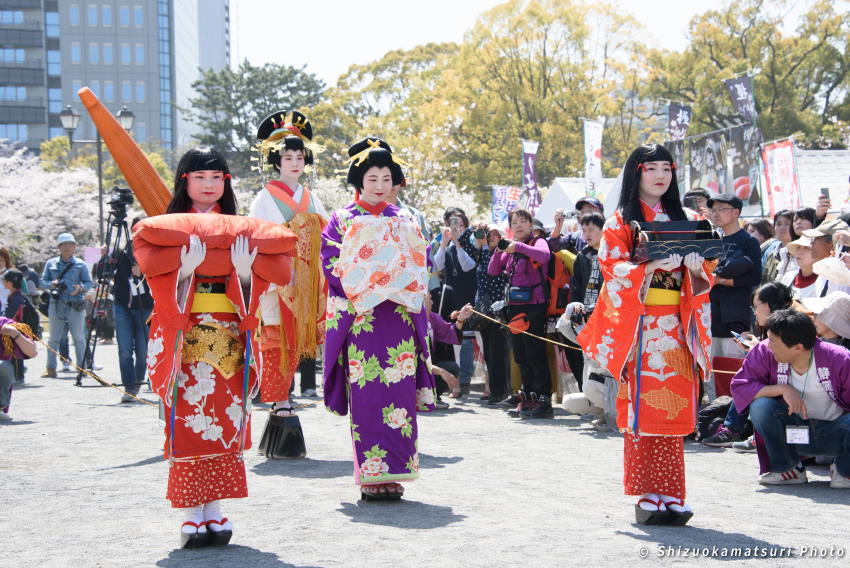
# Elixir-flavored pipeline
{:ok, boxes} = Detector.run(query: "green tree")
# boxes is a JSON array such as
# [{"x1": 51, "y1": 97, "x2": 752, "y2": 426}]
[{"x1": 189, "y1": 60, "x2": 325, "y2": 174}]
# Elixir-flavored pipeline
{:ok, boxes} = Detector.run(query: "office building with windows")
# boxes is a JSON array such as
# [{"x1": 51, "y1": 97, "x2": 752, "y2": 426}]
[{"x1": 0, "y1": 0, "x2": 229, "y2": 151}]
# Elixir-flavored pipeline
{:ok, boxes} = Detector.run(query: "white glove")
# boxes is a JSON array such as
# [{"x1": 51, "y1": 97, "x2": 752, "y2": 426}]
[
  {"x1": 231, "y1": 235, "x2": 258, "y2": 285},
  {"x1": 649, "y1": 253, "x2": 682, "y2": 273},
  {"x1": 178, "y1": 235, "x2": 206, "y2": 282},
  {"x1": 683, "y1": 252, "x2": 705, "y2": 273}
]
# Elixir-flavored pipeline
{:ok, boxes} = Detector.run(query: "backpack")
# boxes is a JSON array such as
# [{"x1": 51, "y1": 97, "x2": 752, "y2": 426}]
[{"x1": 14, "y1": 298, "x2": 43, "y2": 340}]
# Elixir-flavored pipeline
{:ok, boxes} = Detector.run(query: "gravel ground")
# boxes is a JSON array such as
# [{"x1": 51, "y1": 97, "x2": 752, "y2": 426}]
[{"x1": 2, "y1": 342, "x2": 849, "y2": 568}]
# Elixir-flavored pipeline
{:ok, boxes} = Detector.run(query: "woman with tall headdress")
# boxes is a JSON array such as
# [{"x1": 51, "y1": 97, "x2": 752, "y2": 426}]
[
  {"x1": 578, "y1": 144, "x2": 714, "y2": 525},
  {"x1": 249, "y1": 111, "x2": 328, "y2": 458},
  {"x1": 321, "y1": 138, "x2": 434, "y2": 500},
  {"x1": 135, "y1": 147, "x2": 293, "y2": 547}
]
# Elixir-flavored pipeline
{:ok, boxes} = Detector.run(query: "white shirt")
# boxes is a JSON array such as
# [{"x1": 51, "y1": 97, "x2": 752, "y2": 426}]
[
  {"x1": 781, "y1": 270, "x2": 820, "y2": 300},
  {"x1": 433, "y1": 239, "x2": 476, "y2": 273},
  {"x1": 789, "y1": 357, "x2": 843, "y2": 421}
]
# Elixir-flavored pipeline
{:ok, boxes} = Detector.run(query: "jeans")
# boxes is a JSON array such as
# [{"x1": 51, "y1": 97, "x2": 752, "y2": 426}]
[
  {"x1": 113, "y1": 303, "x2": 151, "y2": 394},
  {"x1": 749, "y1": 397, "x2": 850, "y2": 476},
  {"x1": 723, "y1": 400, "x2": 750, "y2": 433},
  {"x1": 458, "y1": 336, "x2": 474, "y2": 386},
  {"x1": 507, "y1": 303, "x2": 551, "y2": 397},
  {"x1": 47, "y1": 301, "x2": 86, "y2": 369},
  {"x1": 0, "y1": 360, "x2": 14, "y2": 412}
]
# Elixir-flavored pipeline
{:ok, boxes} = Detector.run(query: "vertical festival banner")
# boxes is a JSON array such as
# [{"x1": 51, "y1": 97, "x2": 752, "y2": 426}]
[
  {"x1": 582, "y1": 119, "x2": 604, "y2": 197},
  {"x1": 727, "y1": 125, "x2": 762, "y2": 205},
  {"x1": 664, "y1": 139, "x2": 687, "y2": 189},
  {"x1": 762, "y1": 139, "x2": 801, "y2": 217},
  {"x1": 724, "y1": 75, "x2": 758, "y2": 122},
  {"x1": 688, "y1": 134, "x2": 727, "y2": 195},
  {"x1": 666, "y1": 103, "x2": 692, "y2": 140},
  {"x1": 491, "y1": 185, "x2": 523, "y2": 226},
  {"x1": 521, "y1": 139, "x2": 541, "y2": 216}
]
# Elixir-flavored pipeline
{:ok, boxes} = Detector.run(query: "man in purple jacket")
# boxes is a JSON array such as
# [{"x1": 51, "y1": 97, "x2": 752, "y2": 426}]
[{"x1": 731, "y1": 309, "x2": 850, "y2": 487}]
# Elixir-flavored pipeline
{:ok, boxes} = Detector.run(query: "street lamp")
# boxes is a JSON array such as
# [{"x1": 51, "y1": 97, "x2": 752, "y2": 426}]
[{"x1": 60, "y1": 104, "x2": 134, "y2": 244}]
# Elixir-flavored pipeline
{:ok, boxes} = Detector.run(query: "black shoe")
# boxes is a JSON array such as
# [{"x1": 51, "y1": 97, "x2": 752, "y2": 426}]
[
  {"x1": 499, "y1": 393, "x2": 521, "y2": 408},
  {"x1": 506, "y1": 391, "x2": 528, "y2": 418},
  {"x1": 487, "y1": 393, "x2": 507, "y2": 405},
  {"x1": 520, "y1": 395, "x2": 553, "y2": 419}
]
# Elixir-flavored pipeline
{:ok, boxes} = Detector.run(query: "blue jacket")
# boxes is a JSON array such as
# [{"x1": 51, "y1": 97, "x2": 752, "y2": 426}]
[{"x1": 40, "y1": 256, "x2": 92, "y2": 305}]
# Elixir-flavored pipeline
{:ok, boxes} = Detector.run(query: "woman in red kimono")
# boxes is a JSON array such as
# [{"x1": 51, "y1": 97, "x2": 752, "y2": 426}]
[
  {"x1": 578, "y1": 144, "x2": 713, "y2": 525},
  {"x1": 141, "y1": 147, "x2": 262, "y2": 548}
]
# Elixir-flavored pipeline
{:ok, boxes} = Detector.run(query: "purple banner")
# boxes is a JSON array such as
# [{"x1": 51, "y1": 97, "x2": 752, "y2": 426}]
[
  {"x1": 522, "y1": 139, "x2": 540, "y2": 216},
  {"x1": 666, "y1": 103, "x2": 692, "y2": 141}
]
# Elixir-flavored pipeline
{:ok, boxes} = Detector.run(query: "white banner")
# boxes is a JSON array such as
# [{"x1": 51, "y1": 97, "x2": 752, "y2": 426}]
[{"x1": 583, "y1": 119, "x2": 603, "y2": 197}]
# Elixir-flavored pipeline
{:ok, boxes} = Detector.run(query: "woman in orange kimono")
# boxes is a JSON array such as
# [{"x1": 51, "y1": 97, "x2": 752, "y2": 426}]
[
  {"x1": 578, "y1": 144, "x2": 713, "y2": 525},
  {"x1": 136, "y1": 147, "x2": 273, "y2": 548}
]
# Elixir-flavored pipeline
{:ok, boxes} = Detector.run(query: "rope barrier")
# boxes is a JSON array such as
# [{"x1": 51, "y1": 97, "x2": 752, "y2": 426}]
[{"x1": 467, "y1": 307, "x2": 584, "y2": 351}]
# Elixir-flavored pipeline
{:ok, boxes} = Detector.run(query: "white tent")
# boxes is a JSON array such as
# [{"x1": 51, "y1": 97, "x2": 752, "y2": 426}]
[{"x1": 537, "y1": 177, "x2": 617, "y2": 225}]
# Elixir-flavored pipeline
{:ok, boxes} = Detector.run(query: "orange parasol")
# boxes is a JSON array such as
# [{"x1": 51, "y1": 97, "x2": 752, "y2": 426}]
[{"x1": 77, "y1": 87, "x2": 172, "y2": 216}]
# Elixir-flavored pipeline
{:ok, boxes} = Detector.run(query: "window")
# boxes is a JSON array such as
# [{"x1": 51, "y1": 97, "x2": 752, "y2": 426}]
[
  {"x1": 134, "y1": 43, "x2": 144, "y2": 65},
  {"x1": 135, "y1": 122, "x2": 146, "y2": 142},
  {"x1": 122, "y1": 80, "x2": 132, "y2": 102},
  {"x1": 72, "y1": 79, "x2": 82, "y2": 94},
  {"x1": 0, "y1": 124, "x2": 28, "y2": 142},
  {"x1": 48, "y1": 88, "x2": 62, "y2": 112},
  {"x1": 119, "y1": 5, "x2": 129, "y2": 27},
  {"x1": 88, "y1": 42, "x2": 99, "y2": 65},
  {"x1": 45, "y1": 12, "x2": 60, "y2": 37},
  {"x1": 133, "y1": 5, "x2": 143, "y2": 27},
  {"x1": 135, "y1": 81, "x2": 145, "y2": 102},
  {"x1": 87, "y1": 4, "x2": 97, "y2": 26},
  {"x1": 102, "y1": 43, "x2": 112, "y2": 64},
  {"x1": 90, "y1": 80, "x2": 100, "y2": 98},
  {"x1": 0, "y1": 11, "x2": 24, "y2": 24},
  {"x1": 120, "y1": 43, "x2": 130, "y2": 65},
  {"x1": 71, "y1": 42, "x2": 81, "y2": 64},
  {"x1": 101, "y1": 4, "x2": 112, "y2": 27},
  {"x1": 1, "y1": 49, "x2": 25, "y2": 63},
  {"x1": 0, "y1": 87, "x2": 26, "y2": 101},
  {"x1": 49, "y1": 127, "x2": 65, "y2": 139},
  {"x1": 103, "y1": 80, "x2": 114, "y2": 102},
  {"x1": 47, "y1": 50, "x2": 61, "y2": 75},
  {"x1": 69, "y1": 4, "x2": 80, "y2": 26}
]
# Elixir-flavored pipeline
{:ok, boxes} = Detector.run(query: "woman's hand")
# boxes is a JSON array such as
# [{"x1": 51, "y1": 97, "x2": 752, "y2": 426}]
[
  {"x1": 432, "y1": 365, "x2": 459, "y2": 391},
  {"x1": 503, "y1": 241, "x2": 517, "y2": 254},
  {"x1": 0, "y1": 323, "x2": 18, "y2": 337},
  {"x1": 440, "y1": 227, "x2": 452, "y2": 248},
  {"x1": 231, "y1": 235, "x2": 258, "y2": 286},
  {"x1": 646, "y1": 254, "x2": 682, "y2": 273},
  {"x1": 1, "y1": 323, "x2": 37, "y2": 358},
  {"x1": 683, "y1": 252, "x2": 705, "y2": 276},
  {"x1": 456, "y1": 303, "x2": 473, "y2": 322},
  {"x1": 179, "y1": 235, "x2": 206, "y2": 282}
]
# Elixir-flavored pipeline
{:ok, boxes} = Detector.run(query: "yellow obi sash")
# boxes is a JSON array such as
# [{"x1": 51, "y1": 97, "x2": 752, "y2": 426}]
[
  {"x1": 191, "y1": 292, "x2": 237, "y2": 314},
  {"x1": 645, "y1": 288, "x2": 681, "y2": 306}
]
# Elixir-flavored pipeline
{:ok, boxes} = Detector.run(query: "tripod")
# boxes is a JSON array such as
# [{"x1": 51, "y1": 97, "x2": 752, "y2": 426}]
[{"x1": 76, "y1": 189, "x2": 132, "y2": 387}]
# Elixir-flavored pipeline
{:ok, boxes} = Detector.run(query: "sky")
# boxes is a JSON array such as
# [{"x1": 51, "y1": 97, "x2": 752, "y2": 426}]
[{"x1": 230, "y1": 0, "x2": 719, "y2": 87}]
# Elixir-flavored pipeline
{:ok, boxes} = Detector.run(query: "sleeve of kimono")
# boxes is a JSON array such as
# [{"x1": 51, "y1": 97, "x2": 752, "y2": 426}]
[
  {"x1": 320, "y1": 211, "x2": 351, "y2": 416},
  {"x1": 431, "y1": 313, "x2": 462, "y2": 345},
  {"x1": 730, "y1": 342, "x2": 774, "y2": 412},
  {"x1": 321, "y1": 211, "x2": 345, "y2": 297},
  {"x1": 597, "y1": 217, "x2": 648, "y2": 303}
]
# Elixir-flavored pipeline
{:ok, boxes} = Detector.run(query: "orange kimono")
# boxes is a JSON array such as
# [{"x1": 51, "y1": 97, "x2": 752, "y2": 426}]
[{"x1": 578, "y1": 202, "x2": 713, "y2": 499}]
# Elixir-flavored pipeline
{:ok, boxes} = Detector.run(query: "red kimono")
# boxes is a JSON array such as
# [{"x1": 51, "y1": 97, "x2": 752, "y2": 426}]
[{"x1": 578, "y1": 202, "x2": 713, "y2": 499}]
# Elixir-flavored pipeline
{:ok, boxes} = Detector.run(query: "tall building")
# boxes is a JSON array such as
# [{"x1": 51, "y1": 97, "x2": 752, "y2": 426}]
[{"x1": 0, "y1": 0, "x2": 229, "y2": 152}]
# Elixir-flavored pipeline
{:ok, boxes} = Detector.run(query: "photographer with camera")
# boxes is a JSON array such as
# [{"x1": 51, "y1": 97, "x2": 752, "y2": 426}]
[
  {"x1": 488, "y1": 208, "x2": 553, "y2": 419},
  {"x1": 39, "y1": 233, "x2": 92, "y2": 378}
]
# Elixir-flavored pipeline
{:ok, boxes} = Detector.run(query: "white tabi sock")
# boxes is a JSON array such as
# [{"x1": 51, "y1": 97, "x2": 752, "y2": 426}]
[
  {"x1": 182, "y1": 505, "x2": 206, "y2": 534},
  {"x1": 203, "y1": 500, "x2": 232, "y2": 532}
]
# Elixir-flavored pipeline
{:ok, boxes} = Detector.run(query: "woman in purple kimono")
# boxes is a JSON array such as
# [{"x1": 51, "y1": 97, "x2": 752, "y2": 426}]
[{"x1": 321, "y1": 138, "x2": 434, "y2": 501}]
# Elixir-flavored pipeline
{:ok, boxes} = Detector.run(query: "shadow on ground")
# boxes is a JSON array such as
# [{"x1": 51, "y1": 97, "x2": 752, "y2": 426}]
[
  {"x1": 97, "y1": 455, "x2": 164, "y2": 470},
  {"x1": 337, "y1": 499, "x2": 466, "y2": 529},
  {"x1": 419, "y1": 453, "x2": 463, "y2": 469},
  {"x1": 157, "y1": 545, "x2": 318, "y2": 568},
  {"x1": 251, "y1": 457, "x2": 353, "y2": 479},
  {"x1": 618, "y1": 526, "x2": 788, "y2": 561}
]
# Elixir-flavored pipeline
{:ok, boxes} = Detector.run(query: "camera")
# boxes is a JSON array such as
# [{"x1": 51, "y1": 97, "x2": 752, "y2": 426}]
[
  {"x1": 107, "y1": 186, "x2": 134, "y2": 222},
  {"x1": 49, "y1": 279, "x2": 67, "y2": 299},
  {"x1": 497, "y1": 238, "x2": 510, "y2": 251},
  {"x1": 570, "y1": 304, "x2": 594, "y2": 326},
  {"x1": 474, "y1": 228, "x2": 486, "y2": 239}
]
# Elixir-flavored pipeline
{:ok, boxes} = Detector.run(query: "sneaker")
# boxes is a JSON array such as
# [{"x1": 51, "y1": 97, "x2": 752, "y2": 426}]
[
  {"x1": 302, "y1": 388, "x2": 318, "y2": 398},
  {"x1": 0, "y1": 411, "x2": 12, "y2": 422},
  {"x1": 120, "y1": 393, "x2": 136, "y2": 403},
  {"x1": 487, "y1": 393, "x2": 507, "y2": 405},
  {"x1": 702, "y1": 426, "x2": 741, "y2": 448},
  {"x1": 520, "y1": 395, "x2": 554, "y2": 419},
  {"x1": 61, "y1": 365, "x2": 72, "y2": 373},
  {"x1": 732, "y1": 435, "x2": 757, "y2": 453},
  {"x1": 759, "y1": 467, "x2": 808, "y2": 485},
  {"x1": 506, "y1": 392, "x2": 528, "y2": 418},
  {"x1": 434, "y1": 399, "x2": 449, "y2": 410},
  {"x1": 500, "y1": 393, "x2": 521, "y2": 408},
  {"x1": 829, "y1": 465, "x2": 850, "y2": 489}
]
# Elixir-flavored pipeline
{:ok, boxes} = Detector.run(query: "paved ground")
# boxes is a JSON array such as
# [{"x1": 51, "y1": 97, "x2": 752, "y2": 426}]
[{"x1": 2, "y1": 341, "x2": 849, "y2": 568}]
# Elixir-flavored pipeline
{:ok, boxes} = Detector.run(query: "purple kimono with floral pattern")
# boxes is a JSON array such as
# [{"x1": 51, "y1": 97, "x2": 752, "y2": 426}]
[{"x1": 322, "y1": 201, "x2": 435, "y2": 486}]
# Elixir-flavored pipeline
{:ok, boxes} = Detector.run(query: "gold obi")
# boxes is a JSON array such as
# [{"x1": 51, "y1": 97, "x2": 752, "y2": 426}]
[
  {"x1": 190, "y1": 292, "x2": 237, "y2": 314},
  {"x1": 645, "y1": 288, "x2": 681, "y2": 306}
]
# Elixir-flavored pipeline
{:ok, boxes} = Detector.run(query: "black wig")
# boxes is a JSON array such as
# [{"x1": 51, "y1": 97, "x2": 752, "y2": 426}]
[
  {"x1": 166, "y1": 146, "x2": 238, "y2": 215},
  {"x1": 347, "y1": 148, "x2": 405, "y2": 190},
  {"x1": 617, "y1": 144, "x2": 686, "y2": 223}
]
